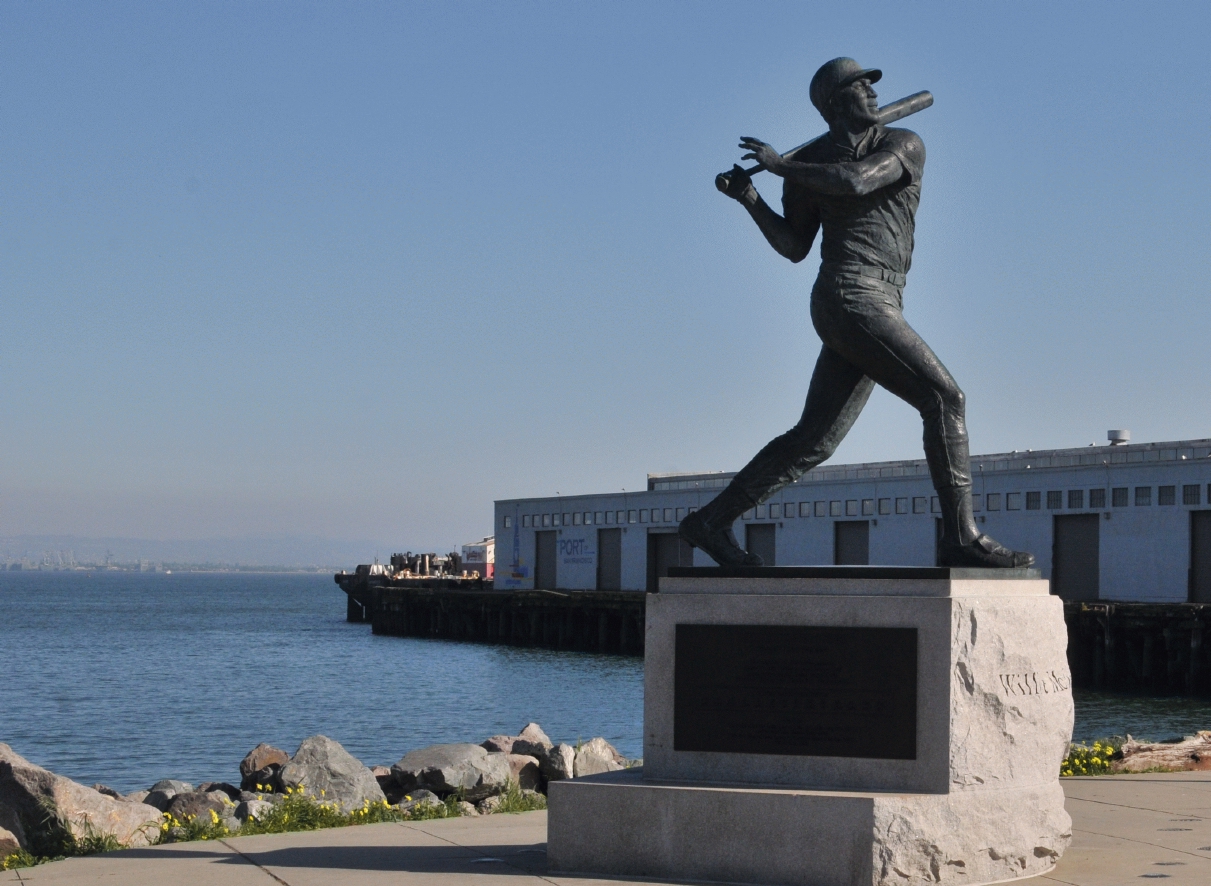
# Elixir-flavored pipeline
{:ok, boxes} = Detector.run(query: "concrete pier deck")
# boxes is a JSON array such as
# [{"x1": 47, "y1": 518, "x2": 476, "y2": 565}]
[{"x1": 5, "y1": 773, "x2": 1210, "y2": 885}]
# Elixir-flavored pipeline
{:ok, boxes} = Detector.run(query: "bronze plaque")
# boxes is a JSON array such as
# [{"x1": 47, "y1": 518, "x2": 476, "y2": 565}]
[{"x1": 673, "y1": 624, "x2": 917, "y2": 759}]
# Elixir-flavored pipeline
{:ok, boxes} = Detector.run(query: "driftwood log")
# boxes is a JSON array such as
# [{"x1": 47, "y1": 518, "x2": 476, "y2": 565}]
[{"x1": 1111, "y1": 731, "x2": 1211, "y2": 772}]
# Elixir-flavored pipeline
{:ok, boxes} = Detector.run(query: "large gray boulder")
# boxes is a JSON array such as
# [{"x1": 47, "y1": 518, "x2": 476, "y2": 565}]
[
  {"x1": 540, "y1": 743, "x2": 575, "y2": 782},
  {"x1": 392, "y1": 743, "x2": 512, "y2": 802},
  {"x1": 165, "y1": 791, "x2": 229, "y2": 823},
  {"x1": 506, "y1": 754, "x2": 542, "y2": 791},
  {"x1": 143, "y1": 779, "x2": 193, "y2": 812},
  {"x1": 278, "y1": 735, "x2": 384, "y2": 812},
  {"x1": 0, "y1": 743, "x2": 161, "y2": 851},
  {"x1": 239, "y1": 743, "x2": 291, "y2": 792},
  {"x1": 513, "y1": 723, "x2": 553, "y2": 758},
  {"x1": 573, "y1": 737, "x2": 625, "y2": 777}
]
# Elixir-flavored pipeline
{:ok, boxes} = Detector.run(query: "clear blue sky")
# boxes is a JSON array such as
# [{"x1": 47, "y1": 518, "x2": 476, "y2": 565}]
[{"x1": 3, "y1": 1, "x2": 1209, "y2": 558}]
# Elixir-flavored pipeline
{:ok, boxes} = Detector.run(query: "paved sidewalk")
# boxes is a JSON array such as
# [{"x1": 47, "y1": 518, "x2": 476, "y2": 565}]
[{"x1": 5, "y1": 773, "x2": 1210, "y2": 884}]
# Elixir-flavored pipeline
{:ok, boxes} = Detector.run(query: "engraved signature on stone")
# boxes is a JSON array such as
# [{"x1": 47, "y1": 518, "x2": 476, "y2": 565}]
[{"x1": 997, "y1": 671, "x2": 1070, "y2": 696}]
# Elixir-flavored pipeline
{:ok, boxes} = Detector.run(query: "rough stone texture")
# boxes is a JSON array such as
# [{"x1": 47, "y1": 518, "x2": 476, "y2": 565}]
[
  {"x1": 1112, "y1": 731, "x2": 1211, "y2": 772},
  {"x1": 278, "y1": 735, "x2": 385, "y2": 812},
  {"x1": 871, "y1": 782, "x2": 1071, "y2": 886},
  {"x1": 0, "y1": 825, "x2": 20, "y2": 857},
  {"x1": 124, "y1": 790, "x2": 150, "y2": 804},
  {"x1": 0, "y1": 743, "x2": 162, "y2": 851},
  {"x1": 197, "y1": 781, "x2": 241, "y2": 801},
  {"x1": 574, "y1": 738, "x2": 625, "y2": 777},
  {"x1": 239, "y1": 743, "x2": 290, "y2": 792},
  {"x1": 506, "y1": 754, "x2": 542, "y2": 791},
  {"x1": 481, "y1": 735, "x2": 517, "y2": 754},
  {"x1": 91, "y1": 784, "x2": 123, "y2": 800},
  {"x1": 550, "y1": 769, "x2": 1070, "y2": 886},
  {"x1": 234, "y1": 799, "x2": 274, "y2": 822},
  {"x1": 477, "y1": 795, "x2": 504, "y2": 814},
  {"x1": 144, "y1": 779, "x2": 193, "y2": 812},
  {"x1": 165, "y1": 791, "x2": 231, "y2": 824},
  {"x1": 456, "y1": 800, "x2": 478, "y2": 816},
  {"x1": 391, "y1": 743, "x2": 512, "y2": 802},
  {"x1": 540, "y1": 744, "x2": 575, "y2": 782},
  {"x1": 514, "y1": 723, "x2": 553, "y2": 757},
  {"x1": 947, "y1": 597, "x2": 1074, "y2": 791},
  {"x1": 396, "y1": 788, "x2": 439, "y2": 811}
]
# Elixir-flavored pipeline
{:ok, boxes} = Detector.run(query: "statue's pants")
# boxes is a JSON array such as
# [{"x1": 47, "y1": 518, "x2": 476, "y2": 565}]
[{"x1": 729, "y1": 272, "x2": 972, "y2": 506}]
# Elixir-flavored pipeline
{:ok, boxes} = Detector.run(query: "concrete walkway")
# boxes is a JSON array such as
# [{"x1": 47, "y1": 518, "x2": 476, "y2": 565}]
[{"x1": 5, "y1": 773, "x2": 1210, "y2": 885}]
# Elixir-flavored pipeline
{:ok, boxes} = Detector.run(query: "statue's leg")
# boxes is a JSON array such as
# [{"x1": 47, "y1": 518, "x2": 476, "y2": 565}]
[
  {"x1": 818, "y1": 283, "x2": 1033, "y2": 567},
  {"x1": 679, "y1": 346, "x2": 873, "y2": 566}
]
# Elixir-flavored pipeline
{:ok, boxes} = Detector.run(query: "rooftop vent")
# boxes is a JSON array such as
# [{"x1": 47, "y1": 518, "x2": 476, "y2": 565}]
[{"x1": 1108, "y1": 429, "x2": 1131, "y2": 446}]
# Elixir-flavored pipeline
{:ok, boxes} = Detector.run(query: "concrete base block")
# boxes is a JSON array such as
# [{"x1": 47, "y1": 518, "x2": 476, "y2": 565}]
[{"x1": 547, "y1": 768, "x2": 1071, "y2": 886}]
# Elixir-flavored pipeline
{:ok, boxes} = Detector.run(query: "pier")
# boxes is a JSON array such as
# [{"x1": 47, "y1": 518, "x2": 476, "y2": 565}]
[
  {"x1": 337, "y1": 574, "x2": 1211, "y2": 689},
  {"x1": 336, "y1": 573, "x2": 644, "y2": 655}
]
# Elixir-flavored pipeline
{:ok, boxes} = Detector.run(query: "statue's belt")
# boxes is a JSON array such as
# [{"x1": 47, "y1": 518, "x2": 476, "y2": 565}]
[{"x1": 820, "y1": 262, "x2": 907, "y2": 288}]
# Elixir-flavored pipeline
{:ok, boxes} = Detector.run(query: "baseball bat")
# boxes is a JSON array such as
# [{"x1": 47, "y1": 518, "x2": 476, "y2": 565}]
[{"x1": 714, "y1": 90, "x2": 934, "y2": 192}]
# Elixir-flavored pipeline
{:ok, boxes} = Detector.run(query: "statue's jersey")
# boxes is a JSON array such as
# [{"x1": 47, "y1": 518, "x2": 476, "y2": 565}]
[{"x1": 782, "y1": 126, "x2": 925, "y2": 277}]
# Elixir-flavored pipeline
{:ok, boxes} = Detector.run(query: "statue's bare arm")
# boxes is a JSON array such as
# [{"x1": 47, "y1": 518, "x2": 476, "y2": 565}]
[
  {"x1": 739, "y1": 138, "x2": 905, "y2": 196},
  {"x1": 720, "y1": 165, "x2": 818, "y2": 264}
]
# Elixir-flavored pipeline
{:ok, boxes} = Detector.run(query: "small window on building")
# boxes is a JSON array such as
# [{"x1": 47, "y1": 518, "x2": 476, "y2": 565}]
[
  {"x1": 1047, "y1": 491, "x2": 1062, "y2": 509},
  {"x1": 573, "y1": 512, "x2": 582, "y2": 526},
  {"x1": 1026, "y1": 491, "x2": 1040, "y2": 510},
  {"x1": 912, "y1": 496, "x2": 926, "y2": 514},
  {"x1": 595, "y1": 512, "x2": 604, "y2": 524},
  {"x1": 542, "y1": 514, "x2": 551, "y2": 527},
  {"x1": 504, "y1": 516, "x2": 513, "y2": 528},
  {"x1": 1089, "y1": 489, "x2": 1106, "y2": 509},
  {"x1": 816, "y1": 501, "x2": 827, "y2": 517},
  {"x1": 605, "y1": 511, "x2": 615, "y2": 524},
  {"x1": 800, "y1": 501, "x2": 812, "y2": 517},
  {"x1": 675, "y1": 507, "x2": 685, "y2": 521},
  {"x1": 742, "y1": 509, "x2": 754, "y2": 520},
  {"x1": 782, "y1": 503, "x2": 793, "y2": 518},
  {"x1": 1006, "y1": 492, "x2": 1021, "y2": 511},
  {"x1": 896, "y1": 497, "x2": 909, "y2": 514},
  {"x1": 972, "y1": 494, "x2": 982, "y2": 512},
  {"x1": 878, "y1": 498, "x2": 891, "y2": 515},
  {"x1": 639, "y1": 509, "x2": 648, "y2": 523},
  {"x1": 1135, "y1": 487, "x2": 1151, "y2": 506},
  {"x1": 1112, "y1": 487, "x2": 1128, "y2": 507},
  {"x1": 846, "y1": 500, "x2": 858, "y2": 516},
  {"x1": 987, "y1": 493, "x2": 1002, "y2": 511},
  {"x1": 830, "y1": 501, "x2": 842, "y2": 516},
  {"x1": 628, "y1": 509, "x2": 637, "y2": 523},
  {"x1": 1184, "y1": 485, "x2": 1201, "y2": 506},
  {"x1": 861, "y1": 499, "x2": 874, "y2": 516},
  {"x1": 931, "y1": 496, "x2": 941, "y2": 513},
  {"x1": 522, "y1": 515, "x2": 531, "y2": 527},
  {"x1": 1068, "y1": 490, "x2": 1084, "y2": 509},
  {"x1": 1159, "y1": 485, "x2": 1176, "y2": 506},
  {"x1": 664, "y1": 508, "x2": 674, "y2": 522},
  {"x1": 755, "y1": 505, "x2": 766, "y2": 519}
]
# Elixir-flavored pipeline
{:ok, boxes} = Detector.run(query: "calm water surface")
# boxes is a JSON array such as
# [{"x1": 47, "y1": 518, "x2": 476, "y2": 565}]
[
  {"x1": 2, "y1": 572, "x2": 1209, "y2": 793},
  {"x1": 0, "y1": 572, "x2": 642, "y2": 793}
]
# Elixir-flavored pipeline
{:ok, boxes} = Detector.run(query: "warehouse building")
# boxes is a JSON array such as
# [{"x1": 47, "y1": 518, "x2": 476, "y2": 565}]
[{"x1": 493, "y1": 434, "x2": 1211, "y2": 603}]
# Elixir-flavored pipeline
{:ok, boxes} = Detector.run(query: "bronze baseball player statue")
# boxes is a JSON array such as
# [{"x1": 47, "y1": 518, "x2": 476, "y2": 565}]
[{"x1": 680, "y1": 57, "x2": 1034, "y2": 569}]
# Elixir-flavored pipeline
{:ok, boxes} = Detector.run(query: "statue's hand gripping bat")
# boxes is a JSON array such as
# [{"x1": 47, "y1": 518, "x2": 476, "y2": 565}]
[{"x1": 714, "y1": 90, "x2": 934, "y2": 192}]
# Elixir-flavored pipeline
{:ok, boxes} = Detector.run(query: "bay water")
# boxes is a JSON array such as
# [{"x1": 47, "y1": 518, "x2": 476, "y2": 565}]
[{"x1": 2, "y1": 571, "x2": 1209, "y2": 794}]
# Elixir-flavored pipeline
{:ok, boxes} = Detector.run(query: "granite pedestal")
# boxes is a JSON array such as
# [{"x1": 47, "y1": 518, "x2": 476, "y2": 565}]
[{"x1": 547, "y1": 567, "x2": 1074, "y2": 886}]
